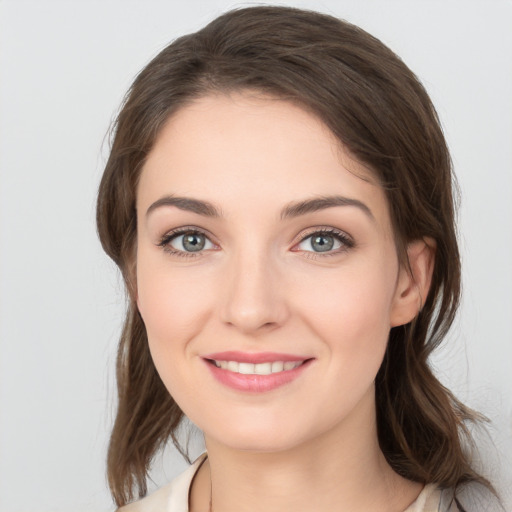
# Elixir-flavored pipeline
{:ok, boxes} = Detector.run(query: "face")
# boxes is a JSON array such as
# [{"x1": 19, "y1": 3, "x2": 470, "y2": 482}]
[{"x1": 136, "y1": 93, "x2": 416, "y2": 453}]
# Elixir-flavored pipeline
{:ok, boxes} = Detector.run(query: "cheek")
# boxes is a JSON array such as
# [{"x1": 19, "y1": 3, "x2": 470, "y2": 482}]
[
  {"x1": 136, "y1": 255, "x2": 213, "y2": 357},
  {"x1": 291, "y1": 266, "x2": 395, "y2": 421},
  {"x1": 136, "y1": 258, "x2": 216, "y2": 406},
  {"x1": 295, "y1": 262, "x2": 396, "y2": 362}
]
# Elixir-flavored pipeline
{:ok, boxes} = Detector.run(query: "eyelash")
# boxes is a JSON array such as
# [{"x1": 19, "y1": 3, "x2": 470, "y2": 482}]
[
  {"x1": 157, "y1": 227, "x2": 355, "y2": 259},
  {"x1": 294, "y1": 227, "x2": 355, "y2": 259},
  {"x1": 157, "y1": 226, "x2": 214, "y2": 258}
]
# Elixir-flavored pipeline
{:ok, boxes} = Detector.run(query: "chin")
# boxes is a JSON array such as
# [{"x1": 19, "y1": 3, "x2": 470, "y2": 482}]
[
  {"x1": 209, "y1": 430, "x2": 305, "y2": 453},
  {"x1": 199, "y1": 413, "x2": 325, "y2": 454}
]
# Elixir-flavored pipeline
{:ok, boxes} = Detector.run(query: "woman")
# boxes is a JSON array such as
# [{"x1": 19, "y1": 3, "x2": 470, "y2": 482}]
[{"x1": 96, "y1": 6, "x2": 501, "y2": 511}]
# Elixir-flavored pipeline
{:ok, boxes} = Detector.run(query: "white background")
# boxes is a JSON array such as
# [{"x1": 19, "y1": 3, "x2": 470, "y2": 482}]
[{"x1": 0, "y1": 1, "x2": 511, "y2": 511}]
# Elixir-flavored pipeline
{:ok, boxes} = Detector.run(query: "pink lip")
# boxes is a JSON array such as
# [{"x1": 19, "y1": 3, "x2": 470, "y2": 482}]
[{"x1": 202, "y1": 352, "x2": 314, "y2": 393}]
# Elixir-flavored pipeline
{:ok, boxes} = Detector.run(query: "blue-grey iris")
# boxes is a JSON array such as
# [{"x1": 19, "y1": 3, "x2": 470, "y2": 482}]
[
  {"x1": 183, "y1": 233, "x2": 205, "y2": 252},
  {"x1": 311, "y1": 235, "x2": 334, "y2": 252}
]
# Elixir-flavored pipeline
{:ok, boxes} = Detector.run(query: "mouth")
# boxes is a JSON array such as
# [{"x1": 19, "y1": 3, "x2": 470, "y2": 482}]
[
  {"x1": 202, "y1": 351, "x2": 314, "y2": 392},
  {"x1": 206, "y1": 359, "x2": 306, "y2": 375}
]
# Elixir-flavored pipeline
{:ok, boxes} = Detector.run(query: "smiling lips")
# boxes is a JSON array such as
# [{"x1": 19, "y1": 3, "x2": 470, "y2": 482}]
[
  {"x1": 203, "y1": 351, "x2": 313, "y2": 392},
  {"x1": 212, "y1": 360, "x2": 303, "y2": 375}
]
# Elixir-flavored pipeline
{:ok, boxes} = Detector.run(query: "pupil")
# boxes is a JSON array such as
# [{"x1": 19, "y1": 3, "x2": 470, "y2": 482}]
[
  {"x1": 312, "y1": 235, "x2": 334, "y2": 252},
  {"x1": 183, "y1": 233, "x2": 205, "y2": 252}
]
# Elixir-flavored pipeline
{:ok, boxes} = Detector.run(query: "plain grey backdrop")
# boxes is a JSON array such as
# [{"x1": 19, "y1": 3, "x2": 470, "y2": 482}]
[{"x1": 1, "y1": 1, "x2": 511, "y2": 510}]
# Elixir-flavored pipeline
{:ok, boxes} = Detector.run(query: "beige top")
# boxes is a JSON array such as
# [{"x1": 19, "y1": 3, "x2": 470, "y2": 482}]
[{"x1": 119, "y1": 454, "x2": 451, "y2": 512}]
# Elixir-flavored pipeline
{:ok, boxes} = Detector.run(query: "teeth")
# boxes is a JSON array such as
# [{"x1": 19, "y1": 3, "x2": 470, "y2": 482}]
[
  {"x1": 255, "y1": 362, "x2": 272, "y2": 375},
  {"x1": 239, "y1": 363, "x2": 255, "y2": 374},
  {"x1": 271, "y1": 361, "x2": 284, "y2": 373},
  {"x1": 213, "y1": 360, "x2": 303, "y2": 375}
]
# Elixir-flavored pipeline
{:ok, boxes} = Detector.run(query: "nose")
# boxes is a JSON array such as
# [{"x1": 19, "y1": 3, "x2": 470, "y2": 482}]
[{"x1": 220, "y1": 249, "x2": 289, "y2": 334}]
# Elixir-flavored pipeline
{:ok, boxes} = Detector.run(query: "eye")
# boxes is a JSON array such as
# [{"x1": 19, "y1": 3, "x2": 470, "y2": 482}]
[
  {"x1": 158, "y1": 229, "x2": 216, "y2": 257},
  {"x1": 294, "y1": 229, "x2": 354, "y2": 254}
]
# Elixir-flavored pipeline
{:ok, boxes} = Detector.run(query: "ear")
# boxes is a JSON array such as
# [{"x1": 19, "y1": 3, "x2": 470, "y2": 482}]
[{"x1": 390, "y1": 238, "x2": 436, "y2": 327}]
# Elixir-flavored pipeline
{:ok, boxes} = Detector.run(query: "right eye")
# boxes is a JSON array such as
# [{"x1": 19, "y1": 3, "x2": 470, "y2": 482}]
[{"x1": 158, "y1": 229, "x2": 216, "y2": 257}]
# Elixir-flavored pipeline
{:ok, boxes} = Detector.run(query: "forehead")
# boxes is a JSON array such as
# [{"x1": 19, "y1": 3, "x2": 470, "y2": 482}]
[{"x1": 137, "y1": 93, "x2": 390, "y2": 229}]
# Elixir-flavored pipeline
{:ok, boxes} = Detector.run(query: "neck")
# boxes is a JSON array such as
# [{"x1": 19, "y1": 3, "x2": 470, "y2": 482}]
[{"x1": 189, "y1": 389, "x2": 422, "y2": 512}]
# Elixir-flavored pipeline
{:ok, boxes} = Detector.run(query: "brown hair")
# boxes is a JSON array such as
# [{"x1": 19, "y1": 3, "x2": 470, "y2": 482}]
[{"x1": 97, "y1": 6, "x2": 493, "y2": 507}]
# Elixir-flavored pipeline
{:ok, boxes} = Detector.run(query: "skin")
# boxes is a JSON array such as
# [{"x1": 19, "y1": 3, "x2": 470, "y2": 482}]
[{"x1": 135, "y1": 92, "x2": 434, "y2": 512}]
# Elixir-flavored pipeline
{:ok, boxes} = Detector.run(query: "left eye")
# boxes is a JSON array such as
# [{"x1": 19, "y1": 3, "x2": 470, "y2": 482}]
[
  {"x1": 296, "y1": 232, "x2": 346, "y2": 253},
  {"x1": 168, "y1": 232, "x2": 215, "y2": 253}
]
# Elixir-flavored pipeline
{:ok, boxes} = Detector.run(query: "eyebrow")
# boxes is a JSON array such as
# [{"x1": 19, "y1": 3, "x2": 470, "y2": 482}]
[
  {"x1": 146, "y1": 196, "x2": 222, "y2": 217},
  {"x1": 281, "y1": 195, "x2": 374, "y2": 221},
  {"x1": 146, "y1": 194, "x2": 374, "y2": 221}
]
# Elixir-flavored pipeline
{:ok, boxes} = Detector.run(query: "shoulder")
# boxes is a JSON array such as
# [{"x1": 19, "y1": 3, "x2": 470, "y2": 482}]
[
  {"x1": 404, "y1": 483, "x2": 442, "y2": 512},
  {"x1": 404, "y1": 483, "x2": 462, "y2": 512},
  {"x1": 117, "y1": 481, "x2": 176, "y2": 512},
  {"x1": 405, "y1": 482, "x2": 504, "y2": 512},
  {"x1": 441, "y1": 483, "x2": 506, "y2": 512},
  {"x1": 118, "y1": 453, "x2": 208, "y2": 512}
]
